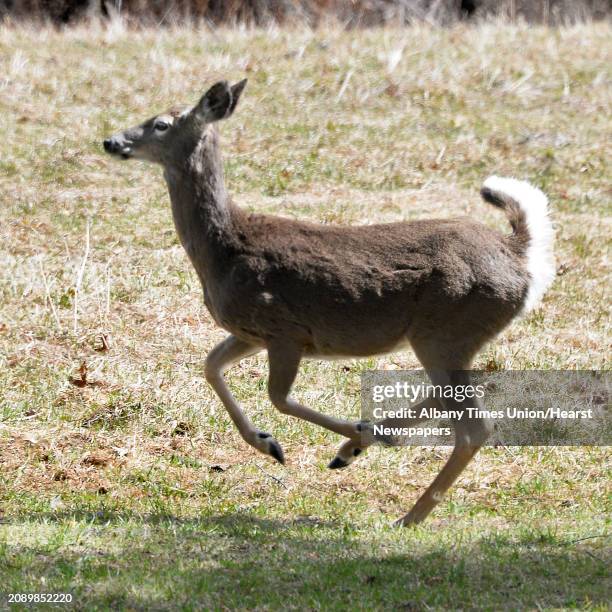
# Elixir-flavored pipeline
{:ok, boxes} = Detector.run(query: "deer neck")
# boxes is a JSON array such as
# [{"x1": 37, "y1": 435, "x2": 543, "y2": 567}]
[{"x1": 163, "y1": 127, "x2": 238, "y2": 276}]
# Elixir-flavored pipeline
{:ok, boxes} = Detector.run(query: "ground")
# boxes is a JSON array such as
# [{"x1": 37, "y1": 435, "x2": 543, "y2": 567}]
[{"x1": 0, "y1": 21, "x2": 610, "y2": 610}]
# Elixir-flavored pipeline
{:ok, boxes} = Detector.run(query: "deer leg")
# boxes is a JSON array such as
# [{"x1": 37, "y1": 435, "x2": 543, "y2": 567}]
[
  {"x1": 205, "y1": 335, "x2": 285, "y2": 464},
  {"x1": 267, "y1": 344, "x2": 366, "y2": 455},
  {"x1": 395, "y1": 420, "x2": 491, "y2": 526},
  {"x1": 329, "y1": 396, "x2": 442, "y2": 469},
  {"x1": 396, "y1": 369, "x2": 493, "y2": 526}
]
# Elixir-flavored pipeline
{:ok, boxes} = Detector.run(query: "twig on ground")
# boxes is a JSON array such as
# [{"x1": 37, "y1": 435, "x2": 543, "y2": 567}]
[
  {"x1": 73, "y1": 219, "x2": 91, "y2": 335},
  {"x1": 253, "y1": 462, "x2": 288, "y2": 488},
  {"x1": 37, "y1": 256, "x2": 62, "y2": 330}
]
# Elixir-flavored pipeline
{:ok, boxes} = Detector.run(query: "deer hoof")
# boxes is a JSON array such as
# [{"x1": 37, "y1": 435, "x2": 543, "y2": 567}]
[
  {"x1": 268, "y1": 440, "x2": 285, "y2": 465},
  {"x1": 328, "y1": 456, "x2": 349, "y2": 469},
  {"x1": 393, "y1": 513, "x2": 422, "y2": 528},
  {"x1": 328, "y1": 436, "x2": 366, "y2": 470},
  {"x1": 256, "y1": 431, "x2": 285, "y2": 465}
]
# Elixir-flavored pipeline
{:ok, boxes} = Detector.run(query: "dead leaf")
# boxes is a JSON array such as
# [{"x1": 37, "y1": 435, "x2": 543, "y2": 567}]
[
  {"x1": 82, "y1": 452, "x2": 111, "y2": 467},
  {"x1": 69, "y1": 361, "x2": 102, "y2": 387},
  {"x1": 557, "y1": 263, "x2": 571, "y2": 276},
  {"x1": 53, "y1": 469, "x2": 68, "y2": 481},
  {"x1": 95, "y1": 334, "x2": 111, "y2": 352},
  {"x1": 485, "y1": 359, "x2": 503, "y2": 372},
  {"x1": 384, "y1": 82, "x2": 400, "y2": 97},
  {"x1": 69, "y1": 361, "x2": 88, "y2": 387},
  {"x1": 172, "y1": 421, "x2": 193, "y2": 436}
]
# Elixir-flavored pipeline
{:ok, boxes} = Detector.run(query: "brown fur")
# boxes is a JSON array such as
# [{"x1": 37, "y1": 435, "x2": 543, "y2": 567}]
[
  {"x1": 104, "y1": 80, "x2": 539, "y2": 526},
  {"x1": 212, "y1": 205, "x2": 528, "y2": 358},
  {"x1": 163, "y1": 124, "x2": 530, "y2": 366}
]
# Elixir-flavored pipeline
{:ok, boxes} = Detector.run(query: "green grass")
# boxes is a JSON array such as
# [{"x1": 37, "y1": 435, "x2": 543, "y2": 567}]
[
  {"x1": 2, "y1": 510, "x2": 609, "y2": 609},
  {"x1": 0, "y1": 20, "x2": 611, "y2": 610}
]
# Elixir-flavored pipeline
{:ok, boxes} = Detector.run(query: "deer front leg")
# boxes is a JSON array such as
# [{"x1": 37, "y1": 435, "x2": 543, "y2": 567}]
[
  {"x1": 267, "y1": 343, "x2": 366, "y2": 458},
  {"x1": 205, "y1": 335, "x2": 285, "y2": 464}
]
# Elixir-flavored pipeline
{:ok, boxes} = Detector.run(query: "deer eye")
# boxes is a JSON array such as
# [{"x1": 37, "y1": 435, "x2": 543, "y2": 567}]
[{"x1": 154, "y1": 121, "x2": 170, "y2": 132}]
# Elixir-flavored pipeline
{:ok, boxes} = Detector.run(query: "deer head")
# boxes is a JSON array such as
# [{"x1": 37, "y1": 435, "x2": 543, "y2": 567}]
[{"x1": 103, "y1": 79, "x2": 247, "y2": 166}]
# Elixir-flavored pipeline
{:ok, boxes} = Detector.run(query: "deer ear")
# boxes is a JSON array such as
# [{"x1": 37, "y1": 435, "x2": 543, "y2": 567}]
[
  {"x1": 228, "y1": 79, "x2": 247, "y2": 114},
  {"x1": 196, "y1": 80, "x2": 233, "y2": 122}
]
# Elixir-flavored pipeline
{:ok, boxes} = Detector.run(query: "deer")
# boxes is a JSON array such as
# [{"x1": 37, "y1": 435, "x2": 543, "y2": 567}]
[{"x1": 103, "y1": 79, "x2": 555, "y2": 526}]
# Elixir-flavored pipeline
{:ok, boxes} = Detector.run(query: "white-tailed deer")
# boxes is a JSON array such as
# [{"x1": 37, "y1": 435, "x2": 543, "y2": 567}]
[{"x1": 104, "y1": 80, "x2": 555, "y2": 525}]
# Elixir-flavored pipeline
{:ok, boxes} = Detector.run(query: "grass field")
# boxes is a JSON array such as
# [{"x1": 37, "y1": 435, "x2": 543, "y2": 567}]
[{"x1": 0, "y1": 20, "x2": 610, "y2": 610}]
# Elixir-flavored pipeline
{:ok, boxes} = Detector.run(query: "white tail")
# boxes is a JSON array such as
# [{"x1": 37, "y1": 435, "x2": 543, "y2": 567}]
[{"x1": 483, "y1": 176, "x2": 555, "y2": 312}]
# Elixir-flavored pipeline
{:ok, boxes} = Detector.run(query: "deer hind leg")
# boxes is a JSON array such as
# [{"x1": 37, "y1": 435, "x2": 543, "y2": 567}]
[
  {"x1": 396, "y1": 368, "x2": 493, "y2": 527},
  {"x1": 328, "y1": 396, "x2": 442, "y2": 469},
  {"x1": 205, "y1": 335, "x2": 285, "y2": 464},
  {"x1": 267, "y1": 343, "x2": 367, "y2": 464}
]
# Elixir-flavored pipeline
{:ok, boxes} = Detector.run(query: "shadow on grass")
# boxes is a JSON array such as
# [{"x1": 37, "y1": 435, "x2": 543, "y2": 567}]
[{"x1": 2, "y1": 511, "x2": 610, "y2": 610}]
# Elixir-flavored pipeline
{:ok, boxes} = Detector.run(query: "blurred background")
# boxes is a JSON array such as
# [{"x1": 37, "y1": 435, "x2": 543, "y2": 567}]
[{"x1": 3, "y1": 0, "x2": 611, "y2": 27}]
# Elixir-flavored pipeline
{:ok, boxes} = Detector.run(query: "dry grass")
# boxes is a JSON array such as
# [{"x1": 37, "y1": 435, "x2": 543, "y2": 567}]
[{"x1": 0, "y1": 21, "x2": 610, "y2": 608}]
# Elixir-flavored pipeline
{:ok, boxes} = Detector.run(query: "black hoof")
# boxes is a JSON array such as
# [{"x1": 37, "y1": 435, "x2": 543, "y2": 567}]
[
  {"x1": 328, "y1": 457, "x2": 348, "y2": 470},
  {"x1": 353, "y1": 448, "x2": 362, "y2": 457},
  {"x1": 268, "y1": 440, "x2": 285, "y2": 465}
]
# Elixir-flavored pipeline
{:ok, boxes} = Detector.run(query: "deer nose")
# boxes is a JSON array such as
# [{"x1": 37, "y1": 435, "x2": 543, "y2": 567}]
[{"x1": 103, "y1": 138, "x2": 117, "y2": 153}]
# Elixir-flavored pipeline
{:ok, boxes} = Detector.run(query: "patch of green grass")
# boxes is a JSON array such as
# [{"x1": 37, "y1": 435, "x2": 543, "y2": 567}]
[{"x1": 1, "y1": 511, "x2": 610, "y2": 610}]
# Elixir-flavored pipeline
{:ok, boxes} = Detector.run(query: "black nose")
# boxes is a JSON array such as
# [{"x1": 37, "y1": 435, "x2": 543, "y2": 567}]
[{"x1": 103, "y1": 138, "x2": 116, "y2": 153}]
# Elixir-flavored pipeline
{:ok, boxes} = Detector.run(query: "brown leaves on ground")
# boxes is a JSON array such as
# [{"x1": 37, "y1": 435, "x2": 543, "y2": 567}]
[
  {"x1": 1, "y1": 430, "x2": 121, "y2": 495},
  {"x1": 69, "y1": 361, "x2": 103, "y2": 388},
  {"x1": 81, "y1": 450, "x2": 113, "y2": 467}
]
